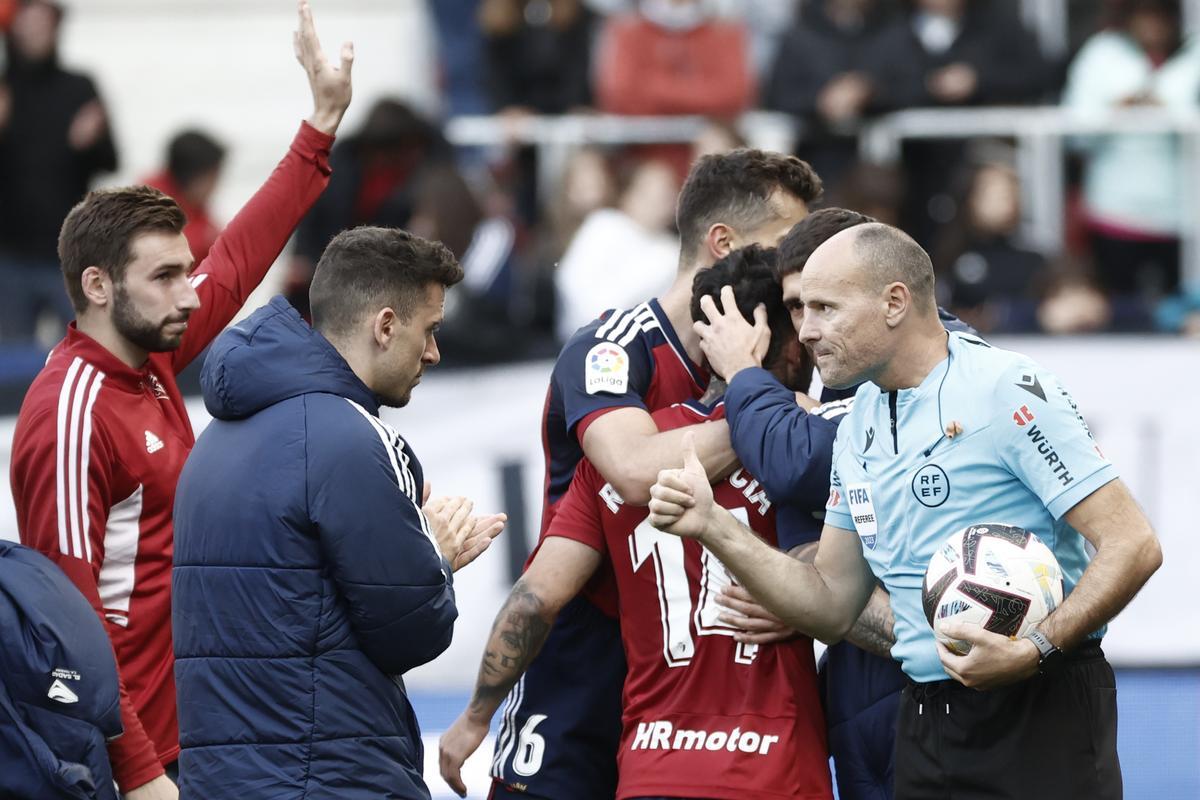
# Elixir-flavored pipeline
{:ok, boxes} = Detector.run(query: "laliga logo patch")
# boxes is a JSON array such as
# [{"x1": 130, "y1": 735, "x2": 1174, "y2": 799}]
[
  {"x1": 827, "y1": 488, "x2": 841, "y2": 508},
  {"x1": 585, "y1": 343, "x2": 630, "y2": 395},
  {"x1": 1013, "y1": 405, "x2": 1035, "y2": 427}
]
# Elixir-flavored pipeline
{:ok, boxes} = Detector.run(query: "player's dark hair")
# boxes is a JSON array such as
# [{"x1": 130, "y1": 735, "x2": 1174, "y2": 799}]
[
  {"x1": 309, "y1": 226, "x2": 463, "y2": 339},
  {"x1": 777, "y1": 207, "x2": 876, "y2": 278},
  {"x1": 690, "y1": 244, "x2": 793, "y2": 376},
  {"x1": 852, "y1": 223, "x2": 937, "y2": 313},
  {"x1": 58, "y1": 186, "x2": 187, "y2": 313},
  {"x1": 676, "y1": 149, "x2": 823, "y2": 265},
  {"x1": 167, "y1": 129, "x2": 226, "y2": 188}
]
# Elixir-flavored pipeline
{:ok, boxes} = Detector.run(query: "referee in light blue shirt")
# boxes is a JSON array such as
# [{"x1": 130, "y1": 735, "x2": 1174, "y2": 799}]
[{"x1": 646, "y1": 222, "x2": 1162, "y2": 800}]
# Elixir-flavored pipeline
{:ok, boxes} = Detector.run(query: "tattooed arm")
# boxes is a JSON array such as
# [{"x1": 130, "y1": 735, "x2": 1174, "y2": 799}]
[{"x1": 439, "y1": 536, "x2": 602, "y2": 798}]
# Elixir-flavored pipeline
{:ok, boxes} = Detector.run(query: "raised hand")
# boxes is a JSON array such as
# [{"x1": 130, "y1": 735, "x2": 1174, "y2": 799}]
[
  {"x1": 67, "y1": 99, "x2": 108, "y2": 151},
  {"x1": 648, "y1": 432, "x2": 714, "y2": 539},
  {"x1": 293, "y1": 0, "x2": 353, "y2": 135}
]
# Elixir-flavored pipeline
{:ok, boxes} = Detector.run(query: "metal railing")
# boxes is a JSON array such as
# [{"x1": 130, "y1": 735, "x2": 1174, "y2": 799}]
[{"x1": 444, "y1": 107, "x2": 1200, "y2": 286}]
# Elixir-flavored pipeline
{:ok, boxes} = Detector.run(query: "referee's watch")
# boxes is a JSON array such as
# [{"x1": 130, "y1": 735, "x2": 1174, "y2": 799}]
[{"x1": 1023, "y1": 629, "x2": 1064, "y2": 674}]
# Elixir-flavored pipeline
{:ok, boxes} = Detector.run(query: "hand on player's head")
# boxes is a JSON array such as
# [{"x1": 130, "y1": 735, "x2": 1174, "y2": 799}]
[
  {"x1": 649, "y1": 433, "x2": 714, "y2": 539},
  {"x1": 293, "y1": 0, "x2": 353, "y2": 135},
  {"x1": 694, "y1": 285, "x2": 771, "y2": 382}
]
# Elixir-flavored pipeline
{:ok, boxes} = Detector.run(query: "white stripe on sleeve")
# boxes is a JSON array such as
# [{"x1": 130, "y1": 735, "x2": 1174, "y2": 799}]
[{"x1": 55, "y1": 358, "x2": 83, "y2": 557}]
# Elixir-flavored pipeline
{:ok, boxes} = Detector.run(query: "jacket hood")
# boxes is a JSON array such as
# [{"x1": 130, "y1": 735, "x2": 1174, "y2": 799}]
[{"x1": 201, "y1": 295, "x2": 379, "y2": 421}]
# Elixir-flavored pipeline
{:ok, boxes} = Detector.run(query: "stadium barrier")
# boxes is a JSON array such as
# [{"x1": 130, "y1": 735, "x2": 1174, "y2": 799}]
[{"x1": 445, "y1": 107, "x2": 1200, "y2": 288}]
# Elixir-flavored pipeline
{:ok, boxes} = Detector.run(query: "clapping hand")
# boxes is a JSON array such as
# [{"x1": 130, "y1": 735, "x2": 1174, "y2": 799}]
[
  {"x1": 424, "y1": 496, "x2": 506, "y2": 572},
  {"x1": 293, "y1": 0, "x2": 353, "y2": 135}
]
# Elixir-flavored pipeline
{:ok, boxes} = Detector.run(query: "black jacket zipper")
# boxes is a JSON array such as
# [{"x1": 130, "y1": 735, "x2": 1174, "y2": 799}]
[{"x1": 888, "y1": 390, "x2": 899, "y2": 454}]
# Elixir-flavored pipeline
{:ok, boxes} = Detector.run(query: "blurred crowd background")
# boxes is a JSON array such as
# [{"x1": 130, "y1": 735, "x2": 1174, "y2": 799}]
[{"x1": 3, "y1": 0, "x2": 1200, "y2": 376}]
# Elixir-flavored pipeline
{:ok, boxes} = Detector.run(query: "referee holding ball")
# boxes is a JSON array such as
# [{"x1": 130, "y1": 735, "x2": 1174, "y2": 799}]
[{"x1": 648, "y1": 222, "x2": 1161, "y2": 799}]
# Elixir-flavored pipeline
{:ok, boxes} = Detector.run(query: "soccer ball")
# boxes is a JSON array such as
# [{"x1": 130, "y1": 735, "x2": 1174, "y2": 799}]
[{"x1": 921, "y1": 523, "x2": 1064, "y2": 655}]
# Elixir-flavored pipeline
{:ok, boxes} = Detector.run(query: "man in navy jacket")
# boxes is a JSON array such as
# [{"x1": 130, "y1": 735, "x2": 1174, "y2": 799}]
[{"x1": 172, "y1": 226, "x2": 504, "y2": 799}]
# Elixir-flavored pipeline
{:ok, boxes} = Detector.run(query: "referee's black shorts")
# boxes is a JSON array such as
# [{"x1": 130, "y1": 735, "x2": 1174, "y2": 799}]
[{"x1": 895, "y1": 641, "x2": 1121, "y2": 800}]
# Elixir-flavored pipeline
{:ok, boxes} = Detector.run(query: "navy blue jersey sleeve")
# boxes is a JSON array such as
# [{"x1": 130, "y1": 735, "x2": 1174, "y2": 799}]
[
  {"x1": 938, "y1": 306, "x2": 975, "y2": 335},
  {"x1": 556, "y1": 319, "x2": 654, "y2": 436},
  {"x1": 776, "y1": 504, "x2": 826, "y2": 551},
  {"x1": 724, "y1": 367, "x2": 844, "y2": 510},
  {"x1": 307, "y1": 399, "x2": 457, "y2": 675}
]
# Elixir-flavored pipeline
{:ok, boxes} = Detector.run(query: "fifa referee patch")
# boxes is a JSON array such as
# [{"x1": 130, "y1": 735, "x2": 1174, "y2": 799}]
[
  {"x1": 586, "y1": 342, "x2": 630, "y2": 395},
  {"x1": 846, "y1": 483, "x2": 878, "y2": 549}
]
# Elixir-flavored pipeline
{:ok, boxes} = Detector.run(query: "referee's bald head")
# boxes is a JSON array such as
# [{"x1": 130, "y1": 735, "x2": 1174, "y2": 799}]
[{"x1": 808, "y1": 222, "x2": 937, "y2": 316}]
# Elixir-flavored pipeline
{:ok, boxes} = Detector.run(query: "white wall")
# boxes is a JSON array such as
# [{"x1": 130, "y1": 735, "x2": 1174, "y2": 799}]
[{"x1": 3, "y1": 338, "x2": 1199, "y2": 687}]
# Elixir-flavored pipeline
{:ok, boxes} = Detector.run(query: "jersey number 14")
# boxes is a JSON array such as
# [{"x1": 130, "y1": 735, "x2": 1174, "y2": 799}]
[{"x1": 630, "y1": 507, "x2": 759, "y2": 668}]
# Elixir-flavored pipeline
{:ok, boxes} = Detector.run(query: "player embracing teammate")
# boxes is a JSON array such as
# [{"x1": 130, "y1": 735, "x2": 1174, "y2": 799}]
[{"x1": 440, "y1": 150, "x2": 823, "y2": 799}]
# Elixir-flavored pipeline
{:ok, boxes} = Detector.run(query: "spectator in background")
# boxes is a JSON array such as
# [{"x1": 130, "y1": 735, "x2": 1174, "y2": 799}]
[
  {"x1": 1062, "y1": 0, "x2": 1200, "y2": 305},
  {"x1": 595, "y1": 0, "x2": 754, "y2": 117},
  {"x1": 478, "y1": 0, "x2": 597, "y2": 229},
  {"x1": 288, "y1": 98, "x2": 451, "y2": 316},
  {"x1": 766, "y1": 0, "x2": 913, "y2": 187},
  {"x1": 480, "y1": 0, "x2": 595, "y2": 115},
  {"x1": 825, "y1": 161, "x2": 906, "y2": 227},
  {"x1": 933, "y1": 157, "x2": 1047, "y2": 333},
  {"x1": 0, "y1": 0, "x2": 117, "y2": 345},
  {"x1": 543, "y1": 146, "x2": 618, "y2": 262},
  {"x1": 143, "y1": 130, "x2": 226, "y2": 263},
  {"x1": 407, "y1": 163, "x2": 556, "y2": 363},
  {"x1": 690, "y1": 117, "x2": 747, "y2": 159},
  {"x1": 556, "y1": 157, "x2": 679, "y2": 339},
  {"x1": 1038, "y1": 263, "x2": 1115, "y2": 334},
  {"x1": 893, "y1": 0, "x2": 1050, "y2": 248},
  {"x1": 428, "y1": 0, "x2": 490, "y2": 116},
  {"x1": 896, "y1": 0, "x2": 1049, "y2": 108}
]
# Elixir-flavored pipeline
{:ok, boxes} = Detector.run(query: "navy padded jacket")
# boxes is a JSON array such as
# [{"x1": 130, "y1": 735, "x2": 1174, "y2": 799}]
[
  {"x1": 173, "y1": 296, "x2": 456, "y2": 799},
  {"x1": 0, "y1": 540, "x2": 122, "y2": 800}
]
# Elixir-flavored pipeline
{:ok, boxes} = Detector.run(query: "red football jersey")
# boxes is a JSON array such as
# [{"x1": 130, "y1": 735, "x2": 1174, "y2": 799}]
[
  {"x1": 10, "y1": 122, "x2": 334, "y2": 789},
  {"x1": 536, "y1": 298, "x2": 710, "y2": 616},
  {"x1": 548, "y1": 400, "x2": 833, "y2": 800}
]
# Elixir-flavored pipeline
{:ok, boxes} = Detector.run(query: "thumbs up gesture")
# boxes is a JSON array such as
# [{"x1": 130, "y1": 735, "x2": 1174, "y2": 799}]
[{"x1": 649, "y1": 432, "x2": 715, "y2": 540}]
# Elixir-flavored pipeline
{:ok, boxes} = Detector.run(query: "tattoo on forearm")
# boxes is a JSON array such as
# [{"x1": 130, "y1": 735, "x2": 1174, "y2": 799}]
[
  {"x1": 469, "y1": 579, "x2": 552, "y2": 718},
  {"x1": 845, "y1": 585, "x2": 896, "y2": 660}
]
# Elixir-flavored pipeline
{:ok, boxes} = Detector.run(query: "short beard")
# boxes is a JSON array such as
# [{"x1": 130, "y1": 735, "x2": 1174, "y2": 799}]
[{"x1": 111, "y1": 282, "x2": 184, "y2": 353}]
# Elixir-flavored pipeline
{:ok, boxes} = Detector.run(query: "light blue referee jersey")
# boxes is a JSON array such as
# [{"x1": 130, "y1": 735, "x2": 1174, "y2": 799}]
[{"x1": 823, "y1": 331, "x2": 1119, "y2": 683}]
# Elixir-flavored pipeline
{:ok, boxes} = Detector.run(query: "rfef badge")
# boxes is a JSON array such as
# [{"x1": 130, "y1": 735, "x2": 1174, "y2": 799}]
[{"x1": 585, "y1": 343, "x2": 630, "y2": 395}]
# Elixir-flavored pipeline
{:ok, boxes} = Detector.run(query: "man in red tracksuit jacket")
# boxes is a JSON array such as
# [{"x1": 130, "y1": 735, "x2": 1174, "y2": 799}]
[{"x1": 8, "y1": 4, "x2": 353, "y2": 796}]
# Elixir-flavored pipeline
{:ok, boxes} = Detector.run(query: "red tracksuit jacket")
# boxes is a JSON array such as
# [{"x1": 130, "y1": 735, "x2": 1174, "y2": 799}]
[{"x1": 10, "y1": 121, "x2": 333, "y2": 790}]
